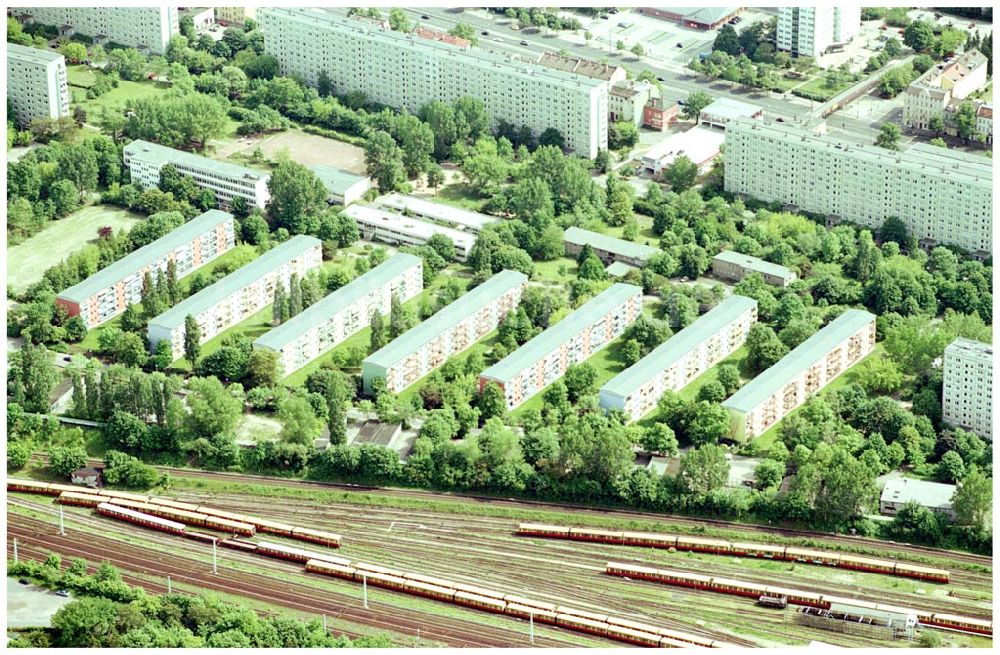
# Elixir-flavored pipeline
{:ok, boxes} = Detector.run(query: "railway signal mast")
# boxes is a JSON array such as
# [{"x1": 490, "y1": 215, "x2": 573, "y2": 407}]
[
  {"x1": 12, "y1": 538, "x2": 18, "y2": 562},
  {"x1": 212, "y1": 540, "x2": 218, "y2": 574},
  {"x1": 362, "y1": 573, "x2": 368, "y2": 608},
  {"x1": 59, "y1": 505, "x2": 65, "y2": 536}
]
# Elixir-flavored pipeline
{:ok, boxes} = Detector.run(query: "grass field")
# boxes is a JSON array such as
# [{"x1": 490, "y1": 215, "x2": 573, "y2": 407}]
[
  {"x1": 7, "y1": 205, "x2": 144, "y2": 293},
  {"x1": 68, "y1": 65, "x2": 171, "y2": 116},
  {"x1": 792, "y1": 75, "x2": 855, "y2": 101},
  {"x1": 212, "y1": 128, "x2": 367, "y2": 172}
]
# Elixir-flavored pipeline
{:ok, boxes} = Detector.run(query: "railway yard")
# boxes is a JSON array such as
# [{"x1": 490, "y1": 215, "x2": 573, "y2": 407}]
[{"x1": 6, "y1": 470, "x2": 994, "y2": 648}]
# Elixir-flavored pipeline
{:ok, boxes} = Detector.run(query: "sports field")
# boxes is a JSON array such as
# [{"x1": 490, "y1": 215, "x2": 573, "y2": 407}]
[
  {"x1": 7, "y1": 205, "x2": 143, "y2": 293},
  {"x1": 213, "y1": 128, "x2": 367, "y2": 172}
]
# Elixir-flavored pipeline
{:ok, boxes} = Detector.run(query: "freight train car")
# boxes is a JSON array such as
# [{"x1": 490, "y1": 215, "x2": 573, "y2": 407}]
[{"x1": 96, "y1": 502, "x2": 186, "y2": 536}]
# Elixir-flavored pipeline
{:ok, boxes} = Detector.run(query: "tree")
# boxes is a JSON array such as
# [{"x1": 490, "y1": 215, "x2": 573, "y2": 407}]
[
  {"x1": 116, "y1": 332, "x2": 149, "y2": 368},
  {"x1": 746, "y1": 323, "x2": 789, "y2": 374},
  {"x1": 369, "y1": 310, "x2": 387, "y2": 352},
  {"x1": 678, "y1": 444, "x2": 730, "y2": 494},
  {"x1": 662, "y1": 155, "x2": 699, "y2": 191},
  {"x1": 879, "y1": 215, "x2": 909, "y2": 246},
  {"x1": 912, "y1": 53, "x2": 935, "y2": 75},
  {"x1": 936, "y1": 450, "x2": 965, "y2": 483},
  {"x1": 538, "y1": 128, "x2": 565, "y2": 149},
  {"x1": 364, "y1": 130, "x2": 406, "y2": 192},
  {"x1": 874, "y1": 122, "x2": 901, "y2": 150},
  {"x1": 697, "y1": 381, "x2": 727, "y2": 403},
  {"x1": 479, "y1": 383, "x2": 507, "y2": 422},
  {"x1": 278, "y1": 395, "x2": 322, "y2": 446},
  {"x1": 426, "y1": 164, "x2": 445, "y2": 189},
  {"x1": 8, "y1": 440, "x2": 31, "y2": 470},
  {"x1": 563, "y1": 363, "x2": 597, "y2": 402},
  {"x1": 754, "y1": 459, "x2": 784, "y2": 491},
  {"x1": 815, "y1": 448, "x2": 878, "y2": 526},
  {"x1": 183, "y1": 315, "x2": 201, "y2": 367},
  {"x1": 682, "y1": 91, "x2": 713, "y2": 121},
  {"x1": 246, "y1": 349, "x2": 281, "y2": 389},
  {"x1": 103, "y1": 450, "x2": 158, "y2": 488},
  {"x1": 49, "y1": 445, "x2": 88, "y2": 478},
  {"x1": 952, "y1": 467, "x2": 991, "y2": 531},
  {"x1": 622, "y1": 339, "x2": 642, "y2": 366},
  {"x1": 880, "y1": 64, "x2": 915, "y2": 97},
  {"x1": 608, "y1": 121, "x2": 639, "y2": 150},
  {"x1": 9, "y1": 342, "x2": 59, "y2": 413},
  {"x1": 266, "y1": 161, "x2": 327, "y2": 234},
  {"x1": 448, "y1": 23, "x2": 478, "y2": 45},
  {"x1": 272, "y1": 282, "x2": 287, "y2": 326},
  {"x1": 388, "y1": 8, "x2": 412, "y2": 32},
  {"x1": 686, "y1": 401, "x2": 731, "y2": 445},
  {"x1": 605, "y1": 172, "x2": 634, "y2": 226},
  {"x1": 713, "y1": 25, "x2": 741, "y2": 56},
  {"x1": 716, "y1": 364, "x2": 741, "y2": 395},
  {"x1": 51, "y1": 597, "x2": 121, "y2": 648},
  {"x1": 953, "y1": 101, "x2": 978, "y2": 140},
  {"x1": 185, "y1": 376, "x2": 242, "y2": 438},
  {"x1": 903, "y1": 20, "x2": 935, "y2": 52},
  {"x1": 630, "y1": 43, "x2": 645, "y2": 57},
  {"x1": 640, "y1": 423, "x2": 678, "y2": 456}
]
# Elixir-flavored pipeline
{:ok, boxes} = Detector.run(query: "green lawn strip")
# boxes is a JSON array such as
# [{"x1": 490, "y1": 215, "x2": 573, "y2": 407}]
[
  {"x1": 73, "y1": 78, "x2": 171, "y2": 116},
  {"x1": 430, "y1": 183, "x2": 489, "y2": 211},
  {"x1": 601, "y1": 214, "x2": 658, "y2": 243},
  {"x1": 157, "y1": 476, "x2": 990, "y2": 574},
  {"x1": 530, "y1": 256, "x2": 579, "y2": 286},
  {"x1": 791, "y1": 75, "x2": 854, "y2": 101}
]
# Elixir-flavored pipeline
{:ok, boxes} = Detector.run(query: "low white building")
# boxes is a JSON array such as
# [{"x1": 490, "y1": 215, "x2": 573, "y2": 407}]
[
  {"x1": 311, "y1": 164, "x2": 372, "y2": 206},
  {"x1": 378, "y1": 193, "x2": 499, "y2": 234},
  {"x1": 880, "y1": 477, "x2": 956, "y2": 519},
  {"x1": 711, "y1": 250, "x2": 797, "y2": 288},
  {"x1": 344, "y1": 205, "x2": 475, "y2": 262},
  {"x1": 699, "y1": 97, "x2": 763, "y2": 129},
  {"x1": 124, "y1": 140, "x2": 270, "y2": 211},
  {"x1": 641, "y1": 126, "x2": 725, "y2": 175}
]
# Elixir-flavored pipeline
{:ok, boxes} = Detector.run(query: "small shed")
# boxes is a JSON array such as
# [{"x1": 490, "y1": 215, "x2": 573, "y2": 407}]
[{"x1": 70, "y1": 467, "x2": 102, "y2": 488}]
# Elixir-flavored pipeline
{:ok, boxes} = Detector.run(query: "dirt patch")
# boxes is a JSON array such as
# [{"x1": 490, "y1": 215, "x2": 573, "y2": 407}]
[
  {"x1": 235, "y1": 413, "x2": 283, "y2": 443},
  {"x1": 213, "y1": 130, "x2": 367, "y2": 173}
]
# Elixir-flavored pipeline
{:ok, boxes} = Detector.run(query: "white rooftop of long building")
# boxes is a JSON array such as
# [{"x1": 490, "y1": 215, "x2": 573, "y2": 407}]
[
  {"x1": 8, "y1": 41, "x2": 64, "y2": 65},
  {"x1": 148, "y1": 235, "x2": 321, "y2": 331},
  {"x1": 363, "y1": 269, "x2": 527, "y2": 370},
  {"x1": 343, "y1": 204, "x2": 477, "y2": 250},
  {"x1": 254, "y1": 252, "x2": 422, "y2": 352},
  {"x1": 124, "y1": 139, "x2": 270, "y2": 183},
  {"x1": 700, "y1": 97, "x2": 762, "y2": 120},
  {"x1": 58, "y1": 210, "x2": 232, "y2": 303},
  {"x1": 726, "y1": 119, "x2": 993, "y2": 186},
  {"x1": 563, "y1": 226, "x2": 659, "y2": 262},
  {"x1": 880, "y1": 476, "x2": 955, "y2": 512},
  {"x1": 643, "y1": 125, "x2": 725, "y2": 165},
  {"x1": 713, "y1": 250, "x2": 795, "y2": 280},
  {"x1": 378, "y1": 193, "x2": 499, "y2": 232}
]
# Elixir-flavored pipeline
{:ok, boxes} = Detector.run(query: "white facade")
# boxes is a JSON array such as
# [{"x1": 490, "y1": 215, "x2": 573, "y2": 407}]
[
  {"x1": 258, "y1": 8, "x2": 608, "y2": 158},
  {"x1": 148, "y1": 236, "x2": 322, "y2": 360},
  {"x1": 641, "y1": 126, "x2": 724, "y2": 174},
  {"x1": 777, "y1": 7, "x2": 859, "y2": 58},
  {"x1": 6, "y1": 43, "x2": 69, "y2": 127},
  {"x1": 903, "y1": 50, "x2": 989, "y2": 133},
  {"x1": 724, "y1": 120, "x2": 993, "y2": 255},
  {"x1": 124, "y1": 140, "x2": 270, "y2": 211},
  {"x1": 13, "y1": 6, "x2": 178, "y2": 54},
  {"x1": 942, "y1": 338, "x2": 993, "y2": 440},
  {"x1": 378, "y1": 194, "x2": 499, "y2": 234},
  {"x1": 344, "y1": 205, "x2": 475, "y2": 262},
  {"x1": 255, "y1": 253, "x2": 423, "y2": 377}
]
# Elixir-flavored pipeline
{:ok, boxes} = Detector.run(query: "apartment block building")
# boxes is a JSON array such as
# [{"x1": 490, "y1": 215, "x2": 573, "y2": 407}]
[
  {"x1": 600, "y1": 295, "x2": 758, "y2": 422},
  {"x1": 148, "y1": 235, "x2": 322, "y2": 360},
  {"x1": 903, "y1": 50, "x2": 988, "y2": 131},
  {"x1": 13, "y1": 6, "x2": 178, "y2": 54},
  {"x1": 723, "y1": 309, "x2": 876, "y2": 442},
  {"x1": 942, "y1": 337, "x2": 993, "y2": 440},
  {"x1": 711, "y1": 250, "x2": 797, "y2": 288},
  {"x1": 344, "y1": 205, "x2": 475, "y2": 262},
  {"x1": 216, "y1": 7, "x2": 256, "y2": 26},
  {"x1": 257, "y1": 8, "x2": 608, "y2": 157},
  {"x1": 255, "y1": 253, "x2": 423, "y2": 377},
  {"x1": 124, "y1": 140, "x2": 270, "y2": 211},
  {"x1": 363, "y1": 270, "x2": 528, "y2": 394},
  {"x1": 378, "y1": 194, "x2": 499, "y2": 234},
  {"x1": 56, "y1": 210, "x2": 235, "y2": 329},
  {"x1": 563, "y1": 227, "x2": 658, "y2": 268},
  {"x1": 6, "y1": 43, "x2": 69, "y2": 127},
  {"x1": 724, "y1": 119, "x2": 993, "y2": 256},
  {"x1": 479, "y1": 283, "x2": 643, "y2": 410},
  {"x1": 777, "y1": 7, "x2": 860, "y2": 57}
]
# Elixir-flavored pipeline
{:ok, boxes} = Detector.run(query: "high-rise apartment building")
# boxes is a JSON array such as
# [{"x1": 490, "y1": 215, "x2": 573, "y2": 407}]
[
  {"x1": 723, "y1": 309, "x2": 876, "y2": 442},
  {"x1": 254, "y1": 253, "x2": 424, "y2": 377},
  {"x1": 600, "y1": 295, "x2": 758, "y2": 422},
  {"x1": 257, "y1": 8, "x2": 608, "y2": 157},
  {"x1": 124, "y1": 140, "x2": 271, "y2": 211},
  {"x1": 6, "y1": 43, "x2": 69, "y2": 127},
  {"x1": 724, "y1": 119, "x2": 993, "y2": 256},
  {"x1": 363, "y1": 270, "x2": 528, "y2": 394},
  {"x1": 942, "y1": 337, "x2": 993, "y2": 440},
  {"x1": 777, "y1": 7, "x2": 860, "y2": 57},
  {"x1": 148, "y1": 235, "x2": 322, "y2": 360},
  {"x1": 479, "y1": 284, "x2": 643, "y2": 410},
  {"x1": 12, "y1": 7, "x2": 178, "y2": 54},
  {"x1": 57, "y1": 210, "x2": 235, "y2": 329}
]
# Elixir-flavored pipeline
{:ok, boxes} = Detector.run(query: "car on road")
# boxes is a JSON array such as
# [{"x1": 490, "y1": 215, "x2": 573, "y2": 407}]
[
  {"x1": 421, "y1": 14, "x2": 429, "y2": 19},
  {"x1": 676, "y1": 42, "x2": 684, "y2": 48},
  {"x1": 656, "y1": 76, "x2": 665, "y2": 81},
  {"x1": 481, "y1": 30, "x2": 488, "y2": 36},
  {"x1": 677, "y1": 99, "x2": 686, "y2": 105},
  {"x1": 520, "y1": 40, "x2": 528, "y2": 46},
  {"x1": 19, "y1": 579, "x2": 29, "y2": 585},
  {"x1": 776, "y1": 117, "x2": 785, "y2": 122},
  {"x1": 494, "y1": 37, "x2": 502, "y2": 42},
  {"x1": 608, "y1": 7, "x2": 619, "y2": 13},
  {"x1": 56, "y1": 590, "x2": 70, "y2": 597}
]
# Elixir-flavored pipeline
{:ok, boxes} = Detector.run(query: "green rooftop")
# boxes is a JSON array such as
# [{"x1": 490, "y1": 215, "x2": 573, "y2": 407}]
[
  {"x1": 480, "y1": 283, "x2": 643, "y2": 384},
  {"x1": 254, "y1": 252, "x2": 422, "y2": 352},
  {"x1": 58, "y1": 209, "x2": 233, "y2": 303},
  {"x1": 363, "y1": 269, "x2": 528, "y2": 370},
  {"x1": 310, "y1": 164, "x2": 369, "y2": 195},
  {"x1": 712, "y1": 250, "x2": 795, "y2": 281},
  {"x1": 124, "y1": 139, "x2": 270, "y2": 182},
  {"x1": 723, "y1": 309, "x2": 876, "y2": 414},
  {"x1": 563, "y1": 226, "x2": 658, "y2": 262},
  {"x1": 600, "y1": 295, "x2": 757, "y2": 400},
  {"x1": 148, "y1": 235, "x2": 321, "y2": 331}
]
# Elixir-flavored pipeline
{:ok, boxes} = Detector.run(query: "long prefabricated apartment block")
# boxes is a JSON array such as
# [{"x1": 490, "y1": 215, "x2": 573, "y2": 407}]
[
  {"x1": 599, "y1": 295, "x2": 758, "y2": 422},
  {"x1": 722, "y1": 309, "x2": 876, "y2": 442},
  {"x1": 254, "y1": 253, "x2": 423, "y2": 377},
  {"x1": 344, "y1": 205, "x2": 476, "y2": 262},
  {"x1": 124, "y1": 139, "x2": 271, "y2": 210},
  {"x1": 363, "y1": 270, "x2": 528, "y2": 394},
  {"x1": 56, "y1": 209, "x2": 235, "y2": 329},
  {"x1": 148, "y1": 235, "x2": 322, "y2": 360},
  {"x1": 479, "y1": 283, "x2": 644, "y2": 410},
  {"x1": 563, "y1": 226, "x2": 659, "y2": 267}
]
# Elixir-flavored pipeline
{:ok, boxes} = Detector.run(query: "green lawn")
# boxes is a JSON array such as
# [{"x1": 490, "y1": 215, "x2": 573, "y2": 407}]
[
  {"x1": 602, "y1": 213, "x2": 658, "y2": 243},
  {"x1": 432, "y1": 183, "x2": 489, "y2": 212},
  {"x1": 71, "y1": 75, "x2": 171, "y2": 116},
  {"x1": 530, "y1": 257, "x2": 578, "y2": 286},
  {"x1": 792, "y1": 75, "x2": 854, "y2": 101}
]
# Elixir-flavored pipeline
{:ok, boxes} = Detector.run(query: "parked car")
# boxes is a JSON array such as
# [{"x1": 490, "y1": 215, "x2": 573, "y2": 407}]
[
  {"x1": 676, "y1": 42, "x2": 684, "y2": 48},
  {"x1": 56, "y1": 590, "x2": 70, "y2": 597},
  {"x1": 421, "y1": 14, "x2": 429, "y2": 19},
  {"x1": 18, "y1": 579, "x2": 29, "y2": 585},
  {"x1": 776, "y1": 117, "x2": 785, "y2": 122},
  {"x1": 520, "y1": 40, "x2": 529, "y2": 46},
  {"x1": 481, "y1": 30, "x2": 488, "y2": 36}
]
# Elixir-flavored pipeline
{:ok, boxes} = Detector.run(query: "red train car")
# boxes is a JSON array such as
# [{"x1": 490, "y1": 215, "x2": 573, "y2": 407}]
[
  {"x1": 97, "y1": 502, "x2": 185, "y2": 536},
  {"x1": 7, "y1": 478, "x2": 54, "y2": 495}
]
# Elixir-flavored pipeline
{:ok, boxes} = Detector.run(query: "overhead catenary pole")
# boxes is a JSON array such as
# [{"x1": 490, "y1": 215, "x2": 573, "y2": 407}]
[
  {"x1": 323, "y1": 614, "x2": 327, "y2": 631},
  {"x1": 59, "y1": 505, "x2": 65, "y2": 536},
  {"x1": 530, "y1": 612, "x2": 534, "y2": 645},
  {"x1": 167, "y1": 576, "x2": 171, "y2": 593},
  {"x1": 363, "y1": 574, "x2": 368, "y2": 609},
  {"x1": 13, "y1": 538, "x2": 18, "y2": 563},
  {"x1": 212, "y1": 540, "x2": 218, "y2": 574}
]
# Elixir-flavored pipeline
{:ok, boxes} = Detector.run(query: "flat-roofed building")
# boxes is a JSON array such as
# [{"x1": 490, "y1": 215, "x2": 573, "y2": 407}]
[
  {"x1": 563, "y1": 227, "x2": 658, "y2": 267},
  {"x1": 479, "y1": 283, "x2": 643, "y2": 410},
  {"x1": 537, "y1": 51, "x2": 626, "y2": 84},
  {"x1": 722, "y1": 309, "x2": 876, "y2": 442},
  {"x1": 148, "y1": 235, "x2": 322, "y2": 360},
  {"x1": 600, "y1": 295, "x2": 758, "y2": 422},
  {"x1": 724, "y1": 119, "x2": 993, "y2": 256},
  {"x1": 942, "y1": 337, "x2": 993, "y2": 440},
  {"x1": 258, "y1": 8, "x2": 608, "y2": 157},
  {"x1": 699, "y1": 97, "x2": 763, "y2": 129},
  {"x1": 255, "y1": 253, "x2": 423, "y2": 377},
  {"x1": 56, "y1": 210, "x2": 235, "y2": 328},
  {"x1": 363, "y1": 270, "x2": 528, "y2": 394},
  {"x1": 639, "y1": 7, "x2": 743, "y2": 30},
  {"x1": 6, "y1": 43, "x2": 69, "y2": 127},
  {"x1": 124, "y1": 140, "x2": 270, "y2": 211},
  {"x1": 378, "y1": 193, "x2": 499, "y2": 234},
  {"x1": 641, "y1": 125, "x2": 725, "y2": 174},
  {"x1": 344, "y1": 205, "x2": 475, "y2": 262},
  {"x1": 12, "y1": 6, "x2": 178, "y2": 54},
  {"x1": 711, "y1": 250, "x2": 797, "y2": 287},
  {"x1": 609, "y1": 80, "x2": 655, "y2": 125},
  {"x1": 310, "y1": 164, "x2": 372, "y2": 206},
  {"x1": 880, "y1": 477, "x2": 956, "y2": 519}
]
